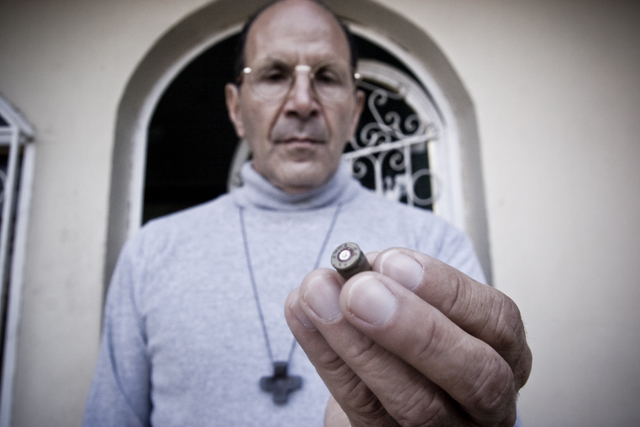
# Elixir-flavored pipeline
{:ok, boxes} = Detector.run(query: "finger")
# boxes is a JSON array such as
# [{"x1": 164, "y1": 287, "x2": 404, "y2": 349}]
[
  {"x1": 375, "y1": 248, "x2": 532, "y2": 389},
  {"x1": 284, "y1": 276, "x2": 394, "y2": 427},
  {"x1": 365, "y1": 251, "x2": 380, "y2": 266},
  {"x1": 341, "y1": 271, "x2": 518, "y2": 426},
  {"x1": 294, "y1": 270, "x2": 467, "y2": 426},
  {"x1": 324, "y1": 395, "x2": 351, "y2": 427}
]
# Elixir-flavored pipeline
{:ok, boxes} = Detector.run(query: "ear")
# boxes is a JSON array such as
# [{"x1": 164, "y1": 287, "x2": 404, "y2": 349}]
[
  {"x1": 225, "y1": 83, "x2": 245, "y2": 138},
  {"x1": 348, "y1": 89, "x2": 365, "y2": 139}
]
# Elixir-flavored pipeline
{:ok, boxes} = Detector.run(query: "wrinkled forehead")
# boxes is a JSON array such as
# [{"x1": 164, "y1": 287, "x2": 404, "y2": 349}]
[{"x1": 245, "y1": 0, "x2": 351, "y2": 67}]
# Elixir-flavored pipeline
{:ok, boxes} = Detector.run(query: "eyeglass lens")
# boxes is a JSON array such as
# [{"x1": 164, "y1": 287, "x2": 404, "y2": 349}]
[{"x1": 244, "y1": 61, "x2": 355, "y2": 102}]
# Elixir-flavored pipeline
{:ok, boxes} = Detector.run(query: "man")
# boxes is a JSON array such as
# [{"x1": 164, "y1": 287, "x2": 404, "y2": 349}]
[{"x1": 84, "y1": 0, "x2": 531, "y2": 426}]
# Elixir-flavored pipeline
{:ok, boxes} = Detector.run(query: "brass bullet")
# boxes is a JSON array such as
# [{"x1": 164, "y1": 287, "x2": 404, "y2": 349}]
[{"x1": 331, "y1": 242, "x2": 372, "y2": 280}]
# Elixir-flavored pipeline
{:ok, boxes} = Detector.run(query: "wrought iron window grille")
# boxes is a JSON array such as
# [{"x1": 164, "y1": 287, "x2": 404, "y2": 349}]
[{"x1": 344, "y1": 61, "x2": 441, "y2": 211}]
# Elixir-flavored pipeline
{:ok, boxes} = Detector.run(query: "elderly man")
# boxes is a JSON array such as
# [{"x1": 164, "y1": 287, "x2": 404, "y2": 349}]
[{"x1": 84, "y1": 0, "x2": 531, "y2": 426}]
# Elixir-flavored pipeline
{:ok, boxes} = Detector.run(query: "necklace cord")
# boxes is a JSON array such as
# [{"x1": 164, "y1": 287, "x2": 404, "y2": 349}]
[
  {"x1": 239, "y1": 207, "x2": 274, "y2": 363},
  {"x1": 239, "y1": 204, "x2": 343, "y2": 367}
]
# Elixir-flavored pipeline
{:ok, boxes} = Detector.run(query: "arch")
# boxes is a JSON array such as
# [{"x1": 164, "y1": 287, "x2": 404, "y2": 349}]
[{"x1": 108, "y1": 0, "x2": 492, "y2": 287}]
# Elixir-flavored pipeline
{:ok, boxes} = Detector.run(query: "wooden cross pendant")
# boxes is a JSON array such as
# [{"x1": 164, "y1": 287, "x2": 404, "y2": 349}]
[{"x1": 259, "y1": 361, "x2": 302, "y2": 405}]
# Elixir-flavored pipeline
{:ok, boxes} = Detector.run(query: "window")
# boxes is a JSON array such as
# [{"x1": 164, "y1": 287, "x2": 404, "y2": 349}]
[{"x1": 0, "y1": 94, "x2": 35, "y2": 424}]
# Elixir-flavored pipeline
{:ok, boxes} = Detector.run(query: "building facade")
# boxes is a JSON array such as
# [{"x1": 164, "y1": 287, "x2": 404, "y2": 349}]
[{"x1": 0, "y1": 1, "x2": 639, "y2": 426}]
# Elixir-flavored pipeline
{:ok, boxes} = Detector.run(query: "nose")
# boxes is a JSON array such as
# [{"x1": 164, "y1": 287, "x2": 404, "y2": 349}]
[{"x1": 283, "y1": 65, "x2": 318, "y2": 120}]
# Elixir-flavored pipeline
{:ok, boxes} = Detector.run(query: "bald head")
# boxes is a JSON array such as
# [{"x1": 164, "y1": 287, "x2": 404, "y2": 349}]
[{"x1": 233, "y1": 0, "x2": 357, "y2": 81}]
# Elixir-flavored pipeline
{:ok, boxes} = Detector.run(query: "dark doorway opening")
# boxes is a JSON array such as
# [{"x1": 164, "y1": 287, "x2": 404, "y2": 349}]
[{"x1": 144, "y1": 33, "x2": 428, "y2": 223}]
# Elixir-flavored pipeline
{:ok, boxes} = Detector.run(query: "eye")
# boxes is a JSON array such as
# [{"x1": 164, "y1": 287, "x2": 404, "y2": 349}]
[
  {"x1": 313, "y1": 64, "x2": 351, "y2": 88},
  {"x1": 258, "y1": 65, "x2": 290, "y2": 84},
  {"x1": 314, "y1": 67, "x2": 340, "y2": 85}
]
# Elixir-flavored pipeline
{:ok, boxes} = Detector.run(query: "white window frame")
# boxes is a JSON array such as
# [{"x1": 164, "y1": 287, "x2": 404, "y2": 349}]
[
  {"x1": 349, "y1": 25, "x2": 466, "y2": 231},
  {"x1": 0, "y1": 94, "x2": 36, "y2": 427}
]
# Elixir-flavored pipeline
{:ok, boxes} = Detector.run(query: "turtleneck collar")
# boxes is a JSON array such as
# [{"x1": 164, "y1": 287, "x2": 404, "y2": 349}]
[{"x1": 232, "y1": 160, "x2": 360, "y2": 211}]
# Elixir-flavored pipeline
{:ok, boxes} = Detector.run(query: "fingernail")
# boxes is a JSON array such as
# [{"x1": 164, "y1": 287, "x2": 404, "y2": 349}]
[
  {"x1": 304, "y1": 275, "x2": 342, "y2": 322},
  {"x1": 289, "y1": 293, "x2": 316, "y2": 330},
  {"x1": 379, "y1": 250, "x2": 423, "y2": 291},
  {"x1": 347, "y1": 276, "x2": 397, "y2": 325}
]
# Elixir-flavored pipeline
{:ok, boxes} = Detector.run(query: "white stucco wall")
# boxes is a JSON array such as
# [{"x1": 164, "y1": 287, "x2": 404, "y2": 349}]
[
  {"x1": 0, "y1": 2, "x2": 211, "y2": 426},
  {"x1": 392, "y1": 1, "x2": 640, "y2": 426},
  {"x1": 0, "y1": 0, "x2": 638, "y2": 426},
  {"x1": 393, "y1": 0, "x2": 640, "y2": 426}
]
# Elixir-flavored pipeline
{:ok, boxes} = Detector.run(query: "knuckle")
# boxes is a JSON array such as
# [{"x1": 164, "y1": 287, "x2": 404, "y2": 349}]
[
  {"x1": 350, "y1": 398, "x2": 390, "y2": 422},
  {"x1": 466, "y1": 355, "x2": 515, "y2": 420},
  {"x1": 492, "y1": 295, "x2": 523, "y2": 352},
  {"x1": 318, "y1": 349, "x2": 349, "y2": 374},
  {"x1": 318, "y1": 355, "x2": 387, "y2": 421},
  {"x1": 490, "y1": 294, "x2": 532, "y2": 380},
  {"x1": 497, "y1": 408, "x2": 519, "y2": 427},
  {"x1": 392, "y1": 388, "x2": 451, "y2": 427},
  {"x1": 406, "y1": 316, "x2": 441, "y2": 366},
  {"x1": 513, "y1": 342, "x2": 533, "y2": 390},
  {"x1": 343, "y1": 335, "x2": 388, "y2": 368},
  {"x1": 442, "y1": 268, "x2": 468, "y2": 316}
]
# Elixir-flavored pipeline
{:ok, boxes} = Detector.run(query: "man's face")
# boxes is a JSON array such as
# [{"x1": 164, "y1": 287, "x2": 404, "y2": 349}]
[{"x1": 226, "y1": 0, "x2": 364, "y2": 194}]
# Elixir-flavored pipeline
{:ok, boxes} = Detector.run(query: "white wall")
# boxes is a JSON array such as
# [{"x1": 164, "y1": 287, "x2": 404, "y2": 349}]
[
  {"x1": 382, "y1": 1, "x2": 640, "y2": 425},
  {"x1": 0, "y1": 2, "x2": 210, "y2": 426},
  {"x1": 0, "y1": 0, "x2": 638, "y2": 426}
]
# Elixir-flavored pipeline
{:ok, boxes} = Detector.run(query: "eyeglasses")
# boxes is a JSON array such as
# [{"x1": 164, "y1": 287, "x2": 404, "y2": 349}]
[{"x1": 238, "y1": 60, "x2": 360, "y2": 103}]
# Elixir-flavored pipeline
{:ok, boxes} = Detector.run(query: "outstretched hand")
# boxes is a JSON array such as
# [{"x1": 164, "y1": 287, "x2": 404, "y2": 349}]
[{"x1": 285, "y1": 248, "x2": 531, "y2": 427}]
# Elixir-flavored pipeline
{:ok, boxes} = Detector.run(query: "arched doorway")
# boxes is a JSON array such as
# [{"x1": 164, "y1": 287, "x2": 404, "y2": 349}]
[
  {"x1": 142, "y1": 34, "x2": 442, "y2": 223},
  {"x1": 108, "y1": 0, "x2": 492, "y2": 288}
]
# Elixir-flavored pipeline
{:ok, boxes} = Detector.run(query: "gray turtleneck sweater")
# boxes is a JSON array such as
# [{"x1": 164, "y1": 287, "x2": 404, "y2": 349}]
[{"x1": 83, "y1": 161, "x2": 485, "y2": 427}]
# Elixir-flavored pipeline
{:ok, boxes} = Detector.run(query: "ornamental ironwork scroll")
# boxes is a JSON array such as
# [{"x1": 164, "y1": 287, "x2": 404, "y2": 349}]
[{"x1": 344, "y1": 79, "x2": 439, "y2": 210}]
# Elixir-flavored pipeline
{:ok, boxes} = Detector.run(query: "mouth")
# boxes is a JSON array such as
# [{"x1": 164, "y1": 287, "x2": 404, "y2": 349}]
[
  {"x1": 279, "y1": 137, "x2": 324, "y2": 146},
  {"x1": 272, "y1": 136, "x2": 327, "y2": 162}
]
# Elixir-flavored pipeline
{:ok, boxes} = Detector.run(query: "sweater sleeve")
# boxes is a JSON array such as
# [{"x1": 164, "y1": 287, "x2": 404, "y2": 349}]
[
  {"x1": 82, "y1": 242, "x2": 151, "y2": 427},
  {"x1": 434, "y1": 225, "x2": 487, "y2": 285}
]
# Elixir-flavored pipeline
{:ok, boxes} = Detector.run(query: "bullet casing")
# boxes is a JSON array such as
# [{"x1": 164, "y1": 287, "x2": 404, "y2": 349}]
[{"x1": 331, "y1": 242, "x2": 372, "y2": 280}]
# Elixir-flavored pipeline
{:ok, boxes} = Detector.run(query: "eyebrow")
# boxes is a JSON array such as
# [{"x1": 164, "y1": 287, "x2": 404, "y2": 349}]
[{"x1": 252, "y1": 51, "x2": 348, "y2": 67}]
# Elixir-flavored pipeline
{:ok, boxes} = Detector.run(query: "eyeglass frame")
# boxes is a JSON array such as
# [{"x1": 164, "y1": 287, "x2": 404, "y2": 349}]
[{"x1": 235, "y1": 60, "x2": 361, "y2": 103}]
